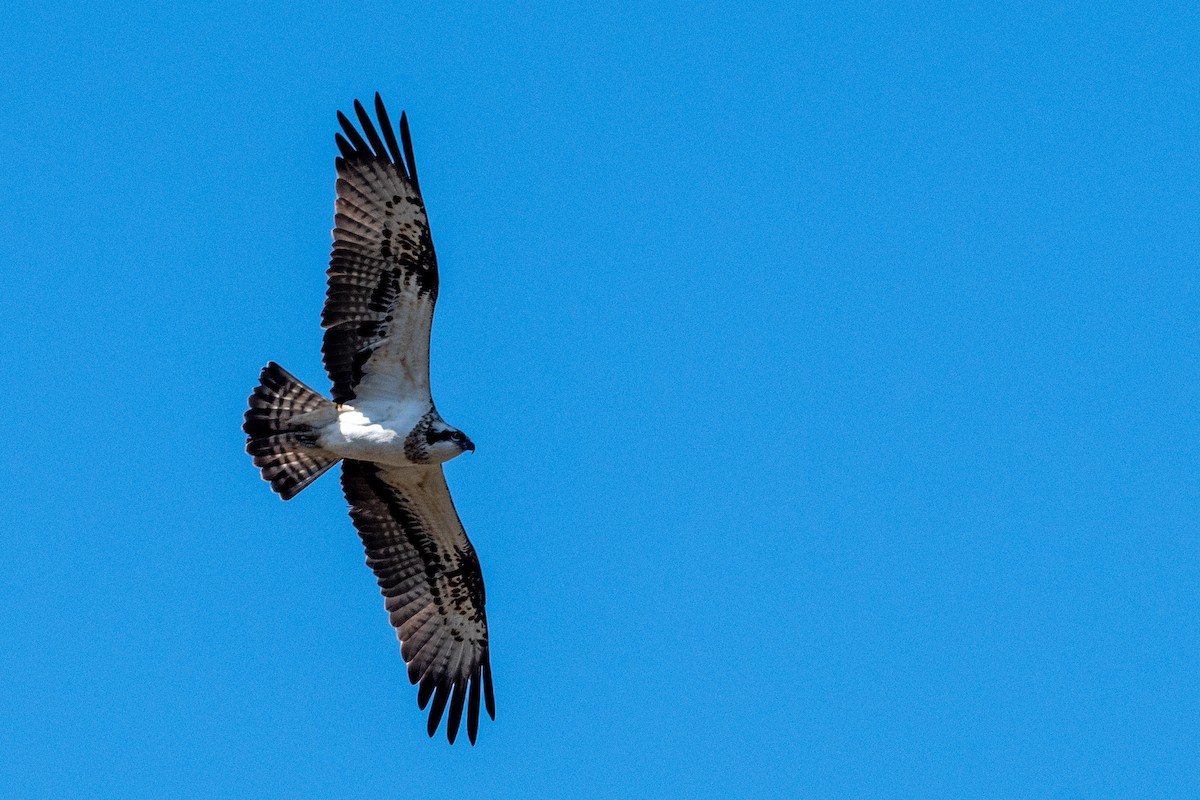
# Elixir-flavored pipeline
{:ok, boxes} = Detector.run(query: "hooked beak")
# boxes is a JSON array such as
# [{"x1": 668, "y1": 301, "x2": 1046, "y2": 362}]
[{"x1": 463, "y1": 438, "x2": 475, "y2": 453}]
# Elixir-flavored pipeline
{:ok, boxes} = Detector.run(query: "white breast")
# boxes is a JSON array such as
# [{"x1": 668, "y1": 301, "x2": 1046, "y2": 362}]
[{"x1": 317, "y1": 399, "x2": 429, "y2": 466}]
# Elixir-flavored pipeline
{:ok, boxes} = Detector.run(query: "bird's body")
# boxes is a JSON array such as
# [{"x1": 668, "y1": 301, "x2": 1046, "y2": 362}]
[
  {"x1": 243, "y1": 96, "x2": 494, "y2": 745},
  {"x1": 321, "y1": 401, "x2": 417, "y2": 464},
  {"x1": 321, "y1": 402, "x2": 415, "y2": 462}
]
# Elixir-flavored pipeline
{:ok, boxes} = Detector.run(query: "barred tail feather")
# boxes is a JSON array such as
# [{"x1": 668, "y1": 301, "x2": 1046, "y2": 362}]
[
  {"x1": 244, "y1": 362, "x2": 340, "y2": 500},
  {"x1": 247, "y1": 433, "x2": 339, "y2": 500}
]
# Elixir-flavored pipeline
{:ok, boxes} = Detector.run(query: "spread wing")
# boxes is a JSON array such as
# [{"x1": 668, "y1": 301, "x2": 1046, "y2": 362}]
[
  {"x1": 341, "y1": 460, "x2": 495, "y2": 744},
  {"x1": 322, "y1": 95, "x2": 439, "y2": 404}
]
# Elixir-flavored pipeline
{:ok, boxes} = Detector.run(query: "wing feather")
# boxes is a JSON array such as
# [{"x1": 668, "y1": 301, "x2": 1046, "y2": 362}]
[
  {"x1": 341, "y1": 460, "x2": 493, "y2": 744},
  {"x1": 337, "y1": 110, "x2": 374, "y2": 155},
  {"x1": 400, "y1": 112, "x2": 422, "y2": 192},
  {"x1": 354, "y1": 99, "x2": 390, "y2": 161},
  {"x1": 375, "y1": 95, "x2": 405, "y2": 166},
  {"x1": 427, "y1": 683, "x2": 451, "y2": 737},
  {"x1": 467, "y1": 664, "x2": 482, "y2": 742},
  {"x1": 446, "y1": 680, "x2": 468, "y2": 745},
  {"x1": 323, "y1": 96, "x2": 438, "y2": 404}
]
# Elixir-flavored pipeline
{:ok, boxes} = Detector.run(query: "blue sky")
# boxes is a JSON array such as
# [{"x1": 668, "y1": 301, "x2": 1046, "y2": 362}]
[{"x1": 2, "y1": 2, "x2": 1198, "y2": 797}]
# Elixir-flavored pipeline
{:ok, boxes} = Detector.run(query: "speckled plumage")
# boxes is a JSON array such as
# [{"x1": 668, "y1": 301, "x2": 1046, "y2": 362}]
[{"x1": 243, "y1": 95, "x2": 492, "y2": 745}]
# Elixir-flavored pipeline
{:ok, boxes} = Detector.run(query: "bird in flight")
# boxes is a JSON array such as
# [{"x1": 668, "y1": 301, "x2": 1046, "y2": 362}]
[{"x1": 243, "y1": 95, "x2": 494, "y2": 744}]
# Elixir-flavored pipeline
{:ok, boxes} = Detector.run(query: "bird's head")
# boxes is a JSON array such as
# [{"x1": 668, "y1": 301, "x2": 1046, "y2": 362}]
[{"x1": 421, "y1": 418, "x2": 475, "y2": 463}]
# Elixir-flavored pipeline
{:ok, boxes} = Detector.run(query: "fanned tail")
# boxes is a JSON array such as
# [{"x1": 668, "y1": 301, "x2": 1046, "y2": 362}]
[{"x1": 244, "y1": 362, "x2": 340, "y2": 500}]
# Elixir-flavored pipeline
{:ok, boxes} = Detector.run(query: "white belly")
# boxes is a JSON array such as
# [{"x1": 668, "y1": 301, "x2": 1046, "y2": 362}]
[{"x1": 317, "y1": 401, "x2": 427, "y2": 466}]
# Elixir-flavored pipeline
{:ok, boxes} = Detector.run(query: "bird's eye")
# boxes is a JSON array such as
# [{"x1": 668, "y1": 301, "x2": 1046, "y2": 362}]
[{"x1": 425, "y1": 428, "x2": 467, "y2": 445}]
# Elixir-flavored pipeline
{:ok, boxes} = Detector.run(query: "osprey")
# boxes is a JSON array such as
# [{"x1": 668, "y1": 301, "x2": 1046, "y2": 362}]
[{"x1": 243, "y1": 95, "x2": 494, "y2": 745}]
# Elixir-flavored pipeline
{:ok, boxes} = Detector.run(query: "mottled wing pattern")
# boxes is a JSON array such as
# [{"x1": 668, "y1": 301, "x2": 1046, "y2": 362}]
[
  {"x1": 323, "y1": 95, "x2": 439, "y2": 404},
  {"x1": 341, "y1": 460, "x2": 495, "y2": 744}
]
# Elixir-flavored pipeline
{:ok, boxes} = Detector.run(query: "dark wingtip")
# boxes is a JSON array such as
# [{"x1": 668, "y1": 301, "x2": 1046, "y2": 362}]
[
  {"x1": 399, "y1": 111, "x2": 420, "y2": 192},
  {"x1": 446, "y1": 681, "x2": 467, "y2": 745},
  {"x1": 482, "y1": 656, "x2": 496, "y2": 720},
  {"x1": 427, "y1": 684, "x2": 451, "y2": 738},
  {"x1": 354, "y1": 98, "x2": 388, "y2": 161},
  {"x1": 467, "y1": 666, "x2": 482, "y2": 744},
  {"x1": 417, "y1": 676, "x2": 436, "y2": 709},
  {"x1": 336, "y1": 109, "x2": 371, "y2": 158},
  {"x1": 335, "y1": 110, "x2": 355, "y2": 139},
  {"x1": 374, "y1": 93, "x2": 406, "y2": 172}
]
